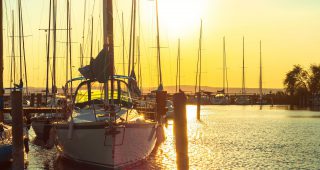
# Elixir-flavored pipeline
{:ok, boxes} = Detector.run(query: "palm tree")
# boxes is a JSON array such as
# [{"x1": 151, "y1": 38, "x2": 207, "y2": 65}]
[
  {"x1": 308, "y1": 64, "x2": 320, "y2": 95},
  {"x1": 283, "y1": 65, "x2": 309, "y2": 96}
]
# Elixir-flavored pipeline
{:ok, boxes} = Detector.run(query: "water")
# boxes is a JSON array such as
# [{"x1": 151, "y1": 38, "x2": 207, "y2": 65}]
[{"x1": 3, "y1": 105, "x2": 320, "y2": 169}]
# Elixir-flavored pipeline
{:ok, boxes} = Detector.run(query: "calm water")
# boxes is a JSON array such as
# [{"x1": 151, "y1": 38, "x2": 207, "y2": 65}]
[{"x1": 3, "y1": 105, "x2": 320, "y2": 169}]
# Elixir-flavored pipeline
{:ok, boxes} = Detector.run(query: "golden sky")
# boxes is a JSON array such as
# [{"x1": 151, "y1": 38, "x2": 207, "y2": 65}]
[{"x1": 3, "y1": 0, "x2": 320, "y2": 90}]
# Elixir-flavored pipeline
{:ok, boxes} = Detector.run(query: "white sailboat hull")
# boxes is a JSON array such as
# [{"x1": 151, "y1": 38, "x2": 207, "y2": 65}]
[{"x1": 56, "y1": 122, "x2": 157, "y2": 168}]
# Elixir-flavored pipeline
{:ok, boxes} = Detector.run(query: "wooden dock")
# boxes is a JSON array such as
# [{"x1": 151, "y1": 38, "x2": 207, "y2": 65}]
[{"x1": 3, "y1": 107, "x2": 63, "y2": 114}]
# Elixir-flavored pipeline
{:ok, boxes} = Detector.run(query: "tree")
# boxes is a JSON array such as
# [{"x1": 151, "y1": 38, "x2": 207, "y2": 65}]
[
  {"x1": 283, "y1": 65, "x2": 309, "y2": 96},
  {"x1": 308, "y1": 64, "x2": 320, "y2": 95}
]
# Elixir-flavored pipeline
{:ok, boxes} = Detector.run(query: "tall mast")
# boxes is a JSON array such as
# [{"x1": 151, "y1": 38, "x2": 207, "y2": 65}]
[
  {"x1": 131, "y1": 0, "x2": 137, "y2": 75},
  {"x1": 176, "y1": 38, "x2": 181, "y2": 93},
  {"x1": 20, "y1": 3, "x2": 28, "y2": 94},
  {"x1": 155, "y1": 0, "x2": 163, "y2": 89},
  {"x1": 137, "y1": 0, "x2": 142, "y2": 91},
  {"x1": 66, "y1": 0, "x2": 69, "y2": 83},
  {"x1": 11, "y1": 11, "x2": 16, "y2": 87},
  {"x1": 259, "y1": 40, "x2": 262, "y2": 101},
  {"x1": 52, "y1": 0, "x2": 57, "y2": 94},
  {"x1": 223, "y1": 36, "x2": 226, "y2": 92},
  {"x1": 90, "y1": 17, "x2": 93, "y2": 60},
  {"x1": 198, "y1": 20, "x2": 203, "y2": 93},
  {"x1": 122, "y1": 12, "x2": 125, "y2": 75},
  {"x1": 195, "y1": 20, "x2": 203, "y2": 93},
  {"x1": 0, "y1": 0, "x2": 4, "y2": 122},
  {"x1": 81, "y1": 0, "x2": 86, "y2": 68},
  {"x1": 18, "y1": 0, "x2": 22, "y2": 85},
  {"x1": 68, "y1": 0, "x2": 73, "y2": 96},
  {"x1": 45, "y1": 0, "x2": 52, "y2": 103},
  {"x1": 242, "y1": 36, "x2": 245, "y2": 95},
  {"x1": 103, "y1": 0, "x2": 114, "y2": 104}
]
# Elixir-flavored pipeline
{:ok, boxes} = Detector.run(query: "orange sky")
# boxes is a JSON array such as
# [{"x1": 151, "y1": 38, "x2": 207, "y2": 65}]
[{"x1": 2, "y1": 0, "x2": 320, "y2": 91}]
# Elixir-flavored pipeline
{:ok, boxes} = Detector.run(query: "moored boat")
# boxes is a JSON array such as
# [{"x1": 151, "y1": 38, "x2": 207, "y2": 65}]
[{"x1": 55, "y1": 77, "x2": 159, "y2": 168}]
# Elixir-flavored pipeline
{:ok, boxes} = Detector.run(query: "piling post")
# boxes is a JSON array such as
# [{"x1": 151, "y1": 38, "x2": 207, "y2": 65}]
[
  {"x1": 30, "y1": 93, "x2": 35, "y2": 107},
  {"x1": 196, "y1": 92, "x2": 201, "y2": 120},
  {"x1": 0, "y1": 0, "x2": 4, "y2": 123},
  {"x1": 36, "y1": 93, "x2": 42, "y2": 107},
  {"x1": 156, "y1": 91, "x2": 167, "y2": 122},
  {"x1": 11, "y1": 91, "x2": 24, "y2": 169},
  {"x1": 173, "y1": 92, "x2": 189, "y2": 170}
]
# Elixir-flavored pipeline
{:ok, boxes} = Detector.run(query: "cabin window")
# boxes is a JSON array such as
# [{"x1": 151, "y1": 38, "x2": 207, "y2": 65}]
[{"x1": 74, "y1": 80, "x2": 132, "y2": 108}]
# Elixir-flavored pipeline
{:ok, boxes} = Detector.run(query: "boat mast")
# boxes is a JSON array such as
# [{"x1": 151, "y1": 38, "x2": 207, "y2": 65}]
[
  {"x1": 199, "y1": 20, "x2": 202, "y2": 93},
  {"x1": 66, "y1": 0, "x2": 69, "y2": 83},
  {"x1": 81, "y1": 0, "x2": 86, "y2": 68},
  {"x1": 52, "y1": 0, "x2": 57, "y2": 94},
  {"x1": 103, "y1": 0, "x2": 114, "y2": 105},
  {"x1": 45, "y1": 0, "x2": 52, "y2": 104},
  {"x1": 242, "y1": 36, "x2": 246, "y2": 95},
  {"x1": 122, "y1": 12, "x2": 125, "y2": 75},
  {"x1": 195, "y1": 20, "x2": 202, "y2": 93},
  {"x1": 20, "y1": 2, "x2": 28, "y2": 94},
  {"x1": 11, "y1": 11, "x2": 16, "y2": 87},
  {"x1": 223, "y1": 36, "x2": 226, "y2": 93},
  {"x1": 176, "y1": 38, "x2": 181, "y2": 93},
  {"x1": 18, "y1": 0, "x2": 22, "y2": 88},
  {"x1": 0, "y1": 0, "x2": 4, "y2": 122},
  {"x1": 155, "y1": 0, "x2": 163, "y2": 89},
  {"x1": 90, "y1": 17, "x2": 93, "y2": 61},
  {"x1": 131, "y1": 0, "x2": 137, "y2": 75},
  {"x1": 67, "y1": 0, "x2": 73, "y2": 95},
  {"x1": 137, "y1": 0, "x2": 142, "y2": 91},
  {"x1": 259, "y1": 40, "x2": 262, "y2": 102}
]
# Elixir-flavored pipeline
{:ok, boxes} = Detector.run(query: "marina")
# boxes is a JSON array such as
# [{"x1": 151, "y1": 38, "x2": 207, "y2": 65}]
[{"x1": 1, "y1": 0, "x2": 320, "y2": 169}]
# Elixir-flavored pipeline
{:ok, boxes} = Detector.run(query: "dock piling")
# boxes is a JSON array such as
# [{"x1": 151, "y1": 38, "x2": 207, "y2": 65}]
[
  {"x1": 196, "y1": 92, "x2": 201, "y2": 120},
  {"x1": 173, "y1": 92, "x2": 189, "y2": 170},
  {"x1": 11, "y1": 90, "x2": 24, "y2": 169},
  {"x1": 36, "y1": 93, "x2": 42, "y2": 107},
  {"x1": 156, "y1": 91, "x2": 167, "y2": 122},
  {"x1": 30, "y1": 93, "x2": 35, "y2": 107}
]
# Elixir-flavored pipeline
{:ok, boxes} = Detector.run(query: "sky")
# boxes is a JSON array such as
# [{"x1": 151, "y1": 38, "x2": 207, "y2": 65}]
[{"x1": 2, "y1": 0, "x2": 320, "y2": 91}]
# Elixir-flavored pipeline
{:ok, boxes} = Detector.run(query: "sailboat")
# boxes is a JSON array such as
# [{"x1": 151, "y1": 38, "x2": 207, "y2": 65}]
[
  {"x1": 235, "y1": 37, "x2": 251, "y2": 105},
  {"x1": 55, "y1": 0, "x2": 159, "y2": 168},
  {"x1": 31, "y1": 0, "x2": 67, "y2": 142},
  {"x1": 211, "y1": 37, "x2": 230, "y2": 105}
]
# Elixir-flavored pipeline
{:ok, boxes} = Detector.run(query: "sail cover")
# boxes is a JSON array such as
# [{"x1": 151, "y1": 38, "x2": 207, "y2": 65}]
[
  {"x1": 129, "y1": 70, "x2": 141, "y2": 96},
  {"x1": 79, "y1": 48, "x2": 112, "y2": 83}
]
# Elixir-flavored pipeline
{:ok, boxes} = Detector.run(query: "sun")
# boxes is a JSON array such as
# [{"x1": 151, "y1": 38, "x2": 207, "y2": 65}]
[{"x1": 157, "y1": 0, "x2": 205, "y2": 37}]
